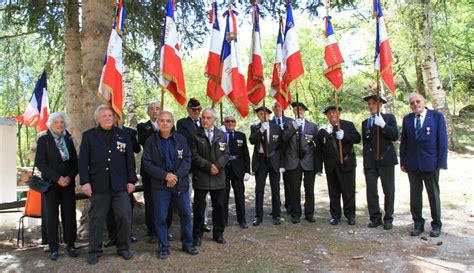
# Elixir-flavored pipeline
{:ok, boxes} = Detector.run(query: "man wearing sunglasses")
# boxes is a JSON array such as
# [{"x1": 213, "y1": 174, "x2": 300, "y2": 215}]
[
  {"x1": 400, "y1": 93, "x2": 448, "y2": 238},
  {"x1": 222, "y1": 115, "x2": 251, "y2": 229},
  {"x1": 176, "y1": 98, "x2": 212, "y2": 233}
]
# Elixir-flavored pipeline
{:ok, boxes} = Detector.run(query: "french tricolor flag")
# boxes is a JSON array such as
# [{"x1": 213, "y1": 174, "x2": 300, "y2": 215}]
[
  {"x1": 205, "y1": 1, "x2": 225, "y2": 104},
  {"x1": 221, "y1": 5, "x2": 249, "y2": 118},
  {"x1": 270, "y1": 19, "x2": 291, "y2": 110},
  {"x1": 374, "y1": 0, "x2": 395, "y2": 93},
  {"x1": 323, "y1": 15, "x2": 344, "y2": 90},
  {"x1": 282, "y1": 3, "x2": 304, "y2": 98},
  {"x1": 16, "y1": 71, "x2": 49, "y2": 132},
  {"x1": 246, "y1": 3, "x2": 265, "y2": 106},
  {"x1": 98, "y1": 0, "x2": 125, "y2": 123},
  {"x1": 159, "y1": 0, "x2": 186, "y2": 105}
]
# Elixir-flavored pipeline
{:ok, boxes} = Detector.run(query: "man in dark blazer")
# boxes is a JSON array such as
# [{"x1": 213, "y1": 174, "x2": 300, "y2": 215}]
[
  {"x1": 249, "y1": 106, "x2": 283, "y2": 226},
  {"x1": 141, "y1": 111, "x2": 198, "y2": 259},
  {"x1": 315, "y1": 106, "x2": 361, "y2": 226},
  {"x1": 282, "y1": 102, "x2": 318, "y2": 224},
  {"x1": 79, "y1": 104, "x2": 136, "y2": 265},
  {"x1": 361, "y1": 95, "x2": 399, "y2": 230},
  {"x1": 400, "y1": 93, "x2": 448, "y2": 238},
  {"x1": 270, "y1": 101, "x2": 293, "y2": 213},
  {"x1": 188, "y1": 108, "x2": 229, "y2": 246},
  {"x1": 222, "y1": 115, "x2": 251, "y2": 229},
  {"x1": 137, "y1": 102, "x2": 161, "y2": 243}
]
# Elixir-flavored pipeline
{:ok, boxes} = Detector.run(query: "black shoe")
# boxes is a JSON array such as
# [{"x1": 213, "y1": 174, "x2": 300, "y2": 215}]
[
  {"x1": 410, "y1": 227, "x2": 424, "y2": 236},
  {"x1": 193, "y1": 237, "x2": 202, "y2": 246},
  {"x1": 329, "y1": 218, "x2": 340, "y2": 225},
  {"x1": 50, "y1": 251, "x2": 59, "y2": 261},
  {"x1": 182, "y1": 246, "x2": 199, "y2": 255},
  {"x1": 430, "y1": 228, "x2": 441, "y2": 237},
  {"x1": 305, "y1": 216, "x2": 316, "y2": 223},
  {"x1": 239, "y1": 222, "x2": 249, "y2": 229},
  {"x1": 130, "y1": 235, "x2": 138, "y2": 243},
  {"x1": 273, "y1": 217, "x2": 282, "y2": 225},
  {"x1": 104, "y1": 239, "x2": 117, "y2": 248},
  {"x1": 87, "y1": 254, "x2": 99, "y2": 265},
  {"x1": 147, "y1": 235, "x2": 157, "y2": 244},
  {"x1": 291, "y1": 217, "x2": 300, "y2": 224},
  {"x1": 158, "y1": 249, "x2": 170, "y2": 259},
  {"x1": 383, "y1": 223, "x2": 393, "y2": 230},
  {"x1": 368, "y1": 220, "x2": 383, "y2": 228},
  {"x1": 117, "y1": 250, "x2": 133, "y2": 260},
  {"x1": 252, "y1": 218, "x2": 262, "y2": 226},
  {"x1": 66, "y1": 245, "x2": 79, "y2": 257},
  {"x1": 347, "y1": 218, "x2": 356, "y2": 225},
  {"x1": 213, "y1": 236, "x2": 226, "y2": 244},
  {"x1": 168, "y1": 233, "x2": 174, "y2": 241},
  {"x1": 203, "y1": 224, "x2": 212, "y2": 233}
]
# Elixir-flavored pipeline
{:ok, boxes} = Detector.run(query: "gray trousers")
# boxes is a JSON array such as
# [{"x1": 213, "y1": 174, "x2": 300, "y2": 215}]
[
  {"x1": 88, "y1": 190, "x2": 131, "y2": 254},
  {"x1": 189, "y1": 173, "x2": 211, "y2": 223}
]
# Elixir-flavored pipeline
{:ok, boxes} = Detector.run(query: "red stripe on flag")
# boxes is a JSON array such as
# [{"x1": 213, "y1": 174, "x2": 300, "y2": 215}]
[
  {"x1": 162, "y1": 44, "x2": 186, "y2": 105},
  {"x1": 247, "y1": 54, "x2": 265, "y2": 105},
  {"x1": 379, "y1": 40, "x2": 395, "y2": 93},
  {"x1": 228, "y1": 68, "x2": 249, "y2": 118}
]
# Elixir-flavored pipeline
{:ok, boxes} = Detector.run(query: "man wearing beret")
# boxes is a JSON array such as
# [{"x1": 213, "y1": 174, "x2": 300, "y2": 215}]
[
  {"x1": 249, "y1": 106, "x2": 283, "y2": 226},
  {"x1": 400, "y1": 93, "x2": 448, "y2": 238},
  {"x1": 282, "y1": 102, "x2": 318, "y2": 224},
  {"x1": 361, "y1": 95, "x2": 399, "y2": 230},
  {"x1": 315, "y1": 106, "x2": 361, "y2": 226},
  {"x1": 176, "y1": 98, "x2": 212, "y2": 233}
]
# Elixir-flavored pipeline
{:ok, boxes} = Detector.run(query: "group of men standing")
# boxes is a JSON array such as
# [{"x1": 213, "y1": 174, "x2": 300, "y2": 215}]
[{"x1": 78, "y1": 92, "x2": 448, "y2": 264}]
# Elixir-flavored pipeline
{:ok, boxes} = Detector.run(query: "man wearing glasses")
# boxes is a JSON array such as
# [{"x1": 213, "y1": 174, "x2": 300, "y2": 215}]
[
  {"x1": 400, "y1": 93, "x2": 448, "y2": 238},
  {"x1": 222, "y1": 115, "x2": 251, "y2": 229},
  {"x1": 176, "y1": 98, "x2": 212, "y2": 233}
]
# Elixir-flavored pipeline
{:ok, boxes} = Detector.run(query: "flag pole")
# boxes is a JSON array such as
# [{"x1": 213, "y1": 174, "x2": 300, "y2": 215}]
[
  {"x1": 374, "y1": 2, "x2": 381, "y2": 164},
  {"x1": 324, "y1": 0, "x2": 343, "y2": 164},
  {"x1": 161, "y1": 87, "x2": 165, "y2": 110}
]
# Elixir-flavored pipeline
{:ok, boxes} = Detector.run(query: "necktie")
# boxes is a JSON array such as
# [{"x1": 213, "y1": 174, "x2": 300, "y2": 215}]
[
  {"x1": 415, "y1": 114, "x2": 422, "y2": 139},
  {"x1": 228, "y1": 132, "x2": 234, "y2": 154},
  {"x1": 207, "y1": 129, "x2": 213, "y2": 144},
  {"x1": 195, "y1": 119, "x2": 199, "y2": 127},
  {"x1": 277, "y1": 118, "x2": 281, "y2": 126},
  {"x1": 262, "y1": 129, "x2": 268, "y2": 157},
  {"x1": 368, "y1": 116, "x2": 374, "y2": 128}
]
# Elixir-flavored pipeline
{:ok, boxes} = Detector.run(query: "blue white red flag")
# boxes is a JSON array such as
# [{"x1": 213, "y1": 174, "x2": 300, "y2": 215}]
[
  {"x1": 205, "y1": 1, "x2": 225, "y2": 104},
  {"x1": 246, "y1": 3, "x2": 265, "y2": 106},
  {"x1": 16, "y1": 71, "x2": 49, "y2": 132},
  {"x1": 281, "y1": 3, "x2": 304, "y2": 100},
  {"x1": 373, "y1": 0, "x2": 395, "y2": 93},
  {"x1": 159, "y1": 0, "x2": 187, "y2": 105},
  {"x1": 98, "y1": 0, "x2": 125, "y2": 123},
  {"x1": 323, "y1": 15, "x2": 344, "y2": 90},
  {"x1": 221, "y1": 5, "x2": 249, "y2": 117},
  {"x1": 270, "y1": 19, "x2": 290, "y2": 109}
]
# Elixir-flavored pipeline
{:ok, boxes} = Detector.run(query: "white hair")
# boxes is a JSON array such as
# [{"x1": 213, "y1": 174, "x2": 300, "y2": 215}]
[
  {"x1": 147, "y1": 101, "x2": 161, "y2": 111},
  {"x1": 408, "y1": 93, "x2": 425, "y2": 103},
  {"x1": 159, "y1": 110, "x2": 174, "y2": 123},
  {"x1": 224, "y1": 114, "x2": 235, "y2": 120},
  {"x1": 46, "y1": 112, "x2": 69, "y2": 129},
  {"x1": 93, "y1": 104, "x2": 113, "y2": 122},
  {"x1": 202, "y1": 107, "x2": 217, "y2": 118}
]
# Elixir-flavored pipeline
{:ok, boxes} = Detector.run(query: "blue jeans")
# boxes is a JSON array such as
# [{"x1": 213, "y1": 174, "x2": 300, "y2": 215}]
[{"x1": 152, "y1": 189, "x2": 193, "y2": 250}]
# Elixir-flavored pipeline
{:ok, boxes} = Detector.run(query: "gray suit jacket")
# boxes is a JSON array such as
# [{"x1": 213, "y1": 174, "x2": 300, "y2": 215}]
[{"x1": 282, "y1": 119, "x2": 318, "y2": 171}]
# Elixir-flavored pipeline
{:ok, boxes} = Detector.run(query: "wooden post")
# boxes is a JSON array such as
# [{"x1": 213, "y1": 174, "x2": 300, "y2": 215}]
[
  {"x1": 375, "y1": 71, "x2": 381, "y2": 162},
  {"x1": 334, "y1": 90, "x2": 344, "y2": 164}
]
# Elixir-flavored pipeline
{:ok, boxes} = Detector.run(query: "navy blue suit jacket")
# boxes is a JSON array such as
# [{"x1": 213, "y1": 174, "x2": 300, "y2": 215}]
[
  {"x1": 400, "y1": 109, "x2": 448, "y2": 172},
  {"x1": 176, "y1": 116, "x2": 199, "y2": 140},
  {"x1": 79, "y1": 126, "x2": 137, "y2": 193},
  {"x1": 141, "y1": 132, "x2": 191, "y2": 192}
]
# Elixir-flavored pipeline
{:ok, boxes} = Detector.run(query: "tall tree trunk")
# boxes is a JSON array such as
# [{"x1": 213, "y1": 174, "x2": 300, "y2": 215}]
[
  {"x1": 80, "y1": 0, "x2": 116, "y2": 129},
  {"x1": 123, "y1": 64, "x2": 137, "y2": 128},
  {"x1": 77, "y1": 0, "x2": 116, "y2": 238},
  {"x1": 64, "y1": 0, "x2": 83, "y2": 147},
  {"x1": 418, "y1": 0, "x2": 457, "y2": 149}
]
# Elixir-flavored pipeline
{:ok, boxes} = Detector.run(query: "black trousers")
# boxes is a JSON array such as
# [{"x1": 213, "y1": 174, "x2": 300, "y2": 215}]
[
  {"x1": 407, "y1": 169, "x2": 442, "y2": 229},
  {"x1": 224, "y1": 166, "x2": 246, "y2": 225},
  {"x1": 286, "y1": 164, "x2": 315, "y2": 219},
  {"x1": 283, "y1": 172, "x2": 291, "y2": 212},
  {"x1": 106, "y1": 194, "x2": 135, "y2": 241},
  {"x1": 254, "y1": 155, "x2": 281, "y2": 220},
  {"x1": 326, "y1": 167, "x2": 356, "y2": 220},
  {"x1": 88, "y1": 191, "x2": 131, "y2": 254},
  {"x1": 364, "y1": 166, "x2": 395, "y2": 224},
  {"x1": 193, "y1": 188, "x2": 226, "y2": 239},
  {"x1": 44, "y1": 184, "x2": 77, "y2": 251},
  {"x1": 142, "y1": 175, "x2": 156, "y2": 236}
]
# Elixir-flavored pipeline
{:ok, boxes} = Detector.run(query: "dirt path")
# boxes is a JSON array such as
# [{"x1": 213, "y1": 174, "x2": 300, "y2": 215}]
[{"x1": 1, "y1": 152, "x2": 473, "y2": 272}]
